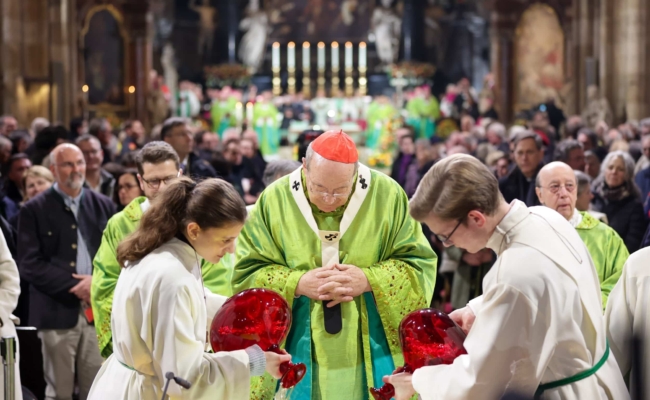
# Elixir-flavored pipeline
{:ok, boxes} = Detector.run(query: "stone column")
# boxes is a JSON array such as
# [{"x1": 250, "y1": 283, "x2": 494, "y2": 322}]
[
  {"x1": 124, "y1": 2, "x2": 151, "y2": 126},
  {"x1": 1, "y1": 0, "x2": 23, "y2": 117},
  {"x1": 490, "y1": 11, "x2": 515, "y2": 123},
  {"x1": 226, "y1": 0, "x2": 238, "y2": 63},
  {"x1": 401, "y1": 0, "x2": 425, "y2": 61},
  {"x1": 624, "y1": 0, "x2": 646, "y2": 120}
]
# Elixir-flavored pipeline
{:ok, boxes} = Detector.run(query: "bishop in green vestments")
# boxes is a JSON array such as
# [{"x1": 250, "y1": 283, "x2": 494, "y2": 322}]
[
  {"x1": 536, "y1": 162, "x2": 628, "y2": 308},
  {"x1": 232, "y1": 130, "x2": 437, "y2": 400}
]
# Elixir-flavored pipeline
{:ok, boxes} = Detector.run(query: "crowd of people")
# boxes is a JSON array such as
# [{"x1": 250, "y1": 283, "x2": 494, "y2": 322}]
[{"x1": 0, "y1": 72, "x2": 648, "y2": 399}]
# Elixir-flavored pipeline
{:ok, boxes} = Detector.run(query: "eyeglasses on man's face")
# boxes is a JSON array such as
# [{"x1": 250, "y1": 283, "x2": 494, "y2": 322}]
[
  {"x1": 141, "y1": 174, "x2": 177, "y2": 189},
  {"x1": 435, "y1": 218, "x2": 464, "y2": 245},
  {"x1": 540, "y1": 182, "x2": 576, "y2": 194}
]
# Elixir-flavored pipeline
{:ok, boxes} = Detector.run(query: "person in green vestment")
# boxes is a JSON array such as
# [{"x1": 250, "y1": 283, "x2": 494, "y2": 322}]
[
  {"x1": 210, "y1": 87, "x2": 238, "y2": 137},
  {"x1": 232, "y1": 130, "x2": 437, "y2": 400},
  {"x1": 536, "y1": 162, "x2": 628, "y2": 308},
  {"x1": 253, "y1": 91, "x2": 281, "y2": 157},
  {"x1": 91, "y1": 141, "x2": 235, "y2": 358},
  {"x1": 405, "y1": 86, "x2": 440, "y2": 140},
  {"x1": 365, "y1": 96, "x2": 398, "y2": 151}
]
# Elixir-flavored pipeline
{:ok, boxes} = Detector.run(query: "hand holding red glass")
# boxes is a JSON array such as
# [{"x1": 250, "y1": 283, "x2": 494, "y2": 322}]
[
  {"x1": 210, "y1": 288, "x2": 307, "y2": 388},
  {"x1": 370, "y1": 308, "x2": 468, "y2": 400}
]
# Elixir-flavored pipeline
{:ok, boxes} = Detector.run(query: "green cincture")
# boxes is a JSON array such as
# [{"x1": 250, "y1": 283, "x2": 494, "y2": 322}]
[
  {"x1": 535, "y1": 340, "x2": 610, "y2": 398},
  {"x1": 118, "y1": 360, "x2": 135, "y2": 371}
]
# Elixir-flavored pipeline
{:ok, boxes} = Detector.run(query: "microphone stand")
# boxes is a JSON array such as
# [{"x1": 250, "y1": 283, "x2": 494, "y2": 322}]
[{"x1": 161, "y1": 371, "x2": 192, "y2": 400}]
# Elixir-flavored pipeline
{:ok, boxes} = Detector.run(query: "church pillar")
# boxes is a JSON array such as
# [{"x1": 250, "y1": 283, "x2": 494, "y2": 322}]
[
  {"x1": 226, "y1": 0, "x2": 238, "y2": 63},
  {"x1": 401, "y1": 0, "x2": 425, "y2": 61},
  {"x1": 598, "y1": 0, "x2": 615, "y2": 117},
  {"x1": 490, "y1": 11, "x2": 515, "y2": 123},
  {"x1": 48, "y1": 0, "x2": 74, "y2": 125},
  {"x1": 123, "y1": 2, "x2": 151, "y2": 126},
  {"x1": 623, "y1": 0, "x2": 646, "y2": 120},
  {"x1": 0, "y1": 0, "x2": 22, "y2": 116}
]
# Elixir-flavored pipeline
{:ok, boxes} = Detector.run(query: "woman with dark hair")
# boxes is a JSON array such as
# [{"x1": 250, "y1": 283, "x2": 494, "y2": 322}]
[
  {"x1": 113, "y1": 169, "x2": 144, "y2": 211},
  {"x1": 591, "y1": 150, "x2": 648, "y2": 252},
  {"x1": 88, "y1": 177, "x2": 290, "y2": 399}
]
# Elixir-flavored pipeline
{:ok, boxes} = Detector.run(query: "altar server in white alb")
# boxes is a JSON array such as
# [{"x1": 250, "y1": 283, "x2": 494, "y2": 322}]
[
  {"x1": 88, "y1": 177, "x2": 290, "y2": 400},
  {"x1": 605, "y1": 246, "x2": 650, "y2": 398},
  {"x1": 384, "y1": 154, "x2": 629, "y2": 400},
  {"x1": 0, "y1": 230, "x2": 21, "y2": 400}
]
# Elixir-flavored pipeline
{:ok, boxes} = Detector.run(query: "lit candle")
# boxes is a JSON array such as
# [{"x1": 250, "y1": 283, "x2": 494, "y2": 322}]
[
  {"x1": 235, "y1": 102, "x2": 243, "y2": 128},
  {"x1": 303, "y1": 42, "x2": 310, "y2": 70},
  {"x1": 272, "y1": 42, "x2": 280, "y2": 69},
  {"x1": 345, "y1": 42, "x2": 353, "y2": 69},
  {"x1": 331, "y1": 42, "x2": 339, "y2": 69},
  {"x1": 287, "y1": 42, "x2": 296, "y2": 69},
  {"x1": 359, "y1": 42, "x2": 367, "y2": 68},
  {"x1": 246, "y1": 102, "x2": 254, "y2": 125},
  {"x1": 317, "y1": 42, "x2": 325, "y2": 70}
]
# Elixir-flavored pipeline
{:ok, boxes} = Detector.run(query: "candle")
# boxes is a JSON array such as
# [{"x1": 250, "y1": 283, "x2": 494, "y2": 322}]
[
  {"x1": 345, "y1": 42, "x2": 353, "y2": 69},
  {"x1": 331, "y1": 42, "x2": 339, "y2": 69},
  {"x1": 272, "y1": 42, "x2": 280, "y2": 69},
  {"x1": 302, "y1": 42, "x2": 310, "y2": 70},
  {"x1": 246, "y1": 102, "x2": 254, "y2": 125},
  {"x1": 287, "y1": 42, "x2": 296, "y2": 69},
  {"x1": 235, "y1": 102, "x2": 243, "y2": 124},
  {"x1": 317, "y1": 42, "x2": 325, "y2": 69},
  {"x1": 359, "y1": 42, "x2": 367, "y2": 68}
]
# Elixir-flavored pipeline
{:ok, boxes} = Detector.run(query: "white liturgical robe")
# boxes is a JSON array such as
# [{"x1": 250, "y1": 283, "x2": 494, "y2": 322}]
[
  {"x1": 605, "y1": 247, "x2": 650, "y2": 398},
  {"x1": 412, "y1": 201, "x2": 629, "y2": 400},
  {"x1": 88, "y1": 238, "x2": 251, "y2": 400}
]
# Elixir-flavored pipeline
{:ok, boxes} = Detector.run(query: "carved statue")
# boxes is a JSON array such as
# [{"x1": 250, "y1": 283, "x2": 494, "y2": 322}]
[
  {"x1": 190, "y1": 0, "x2": 218, "y2": 58},
  {"x1": 371, "y1": 0, "x2": 401, "y2": 68},
  {"x1": 161, "y1": 43, "x2": 179, "y2": 114},
  {"x1": 582, "y1": 85, "x2": 613, "y2": 129},
  {"x1": 239, "y1": 0, "x2": 270, "y2": 73}
]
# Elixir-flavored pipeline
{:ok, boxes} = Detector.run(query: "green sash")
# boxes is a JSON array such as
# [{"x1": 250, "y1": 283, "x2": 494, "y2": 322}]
[{"x1": 535, "y1": 341, "x2": 610, "y2": 398}]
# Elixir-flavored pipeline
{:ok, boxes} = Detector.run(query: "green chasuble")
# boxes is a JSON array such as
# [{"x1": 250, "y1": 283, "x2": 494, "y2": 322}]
[
  {"x1": 575, "y1": 211, "x2": 629, "y2": 309},
  {"x1": 405, "y1": 97, "x2": 440, "y2": 140},
  {"x1": 232, "y1": 166, "x2": 437, "y2": 400},
  {"x1": 211, "y1": 97, "x2": 238, "y2": 137},
  {"x1": 91, "y1": 196, "x2": 235, "y2": 358},
  {"x1": 253, "y1": 101, "x2": 281, "y2": 156}
]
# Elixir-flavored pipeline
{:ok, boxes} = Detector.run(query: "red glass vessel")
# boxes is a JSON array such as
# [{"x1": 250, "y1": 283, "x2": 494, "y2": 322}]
[
  {"x1": 369, "y1": 308, "x2": 467, "y2": 400},
  {"x1": 210, "y1": 288, "x2": 306, "y2": 388}
]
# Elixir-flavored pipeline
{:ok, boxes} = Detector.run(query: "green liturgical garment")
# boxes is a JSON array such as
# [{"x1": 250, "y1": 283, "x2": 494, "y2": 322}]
[
  {"x1": 232, "y1": 166, "x2": 437, "y2": 400},
  {"x1": 575, "y1": 211, "x2": 628, "y2": 309},
  {"x1": 91, "y1": 196, "x2": 235, "y2": 358}
]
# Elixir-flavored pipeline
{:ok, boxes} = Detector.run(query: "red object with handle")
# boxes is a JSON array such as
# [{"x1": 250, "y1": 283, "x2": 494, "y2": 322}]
[
  {"x1": 369, "y1": 308, "x2": 467, "y2": 400},
  {"x1": 209, "y1": 288, "x2": 306, "y2": 389}
]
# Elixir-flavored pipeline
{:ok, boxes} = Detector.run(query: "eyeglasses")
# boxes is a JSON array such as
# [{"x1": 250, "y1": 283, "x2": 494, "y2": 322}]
[
  {"x1": 435, "y1": 219, "x2": 464, "y2": 245},
  {"x1": 541, "y1": 182, "x2": 576, "y2": 194},
  {"x1": 305, "y1": 171, "x2": 353, "y2": 200},
  {"x1": 56, "y1": 160, "x2": 86, "y2": 169},
  {"x1": 141, "y1": 175, "x2": 177, "y2": 189}
]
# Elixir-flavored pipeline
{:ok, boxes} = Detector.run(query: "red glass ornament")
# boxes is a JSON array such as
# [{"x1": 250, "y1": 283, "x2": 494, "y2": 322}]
[
  {"x1": 369, "y1": 308, "x2": 467, "y2": 400},
  {"x1": 210, "y1": 288, "x2": 307, "y2": 389}
]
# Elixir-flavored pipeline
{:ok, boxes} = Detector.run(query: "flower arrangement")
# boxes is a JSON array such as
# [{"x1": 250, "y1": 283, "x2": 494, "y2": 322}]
[
  {"x1": 388, "y1": 62, "x2": 436, "y2": 81},
  {"x1": 368, "y1": 118, "x2": 400, "y2": 169},
  {"x1": 204, "y1": 64, "x2": 251, "y2": 88}
]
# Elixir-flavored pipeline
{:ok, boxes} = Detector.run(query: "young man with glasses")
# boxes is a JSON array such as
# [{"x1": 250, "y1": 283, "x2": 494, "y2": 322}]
[
  {"x1": 536, "y1": 162, "x2": 628, "y2": 309},
  {"x1": 233, "y1": 130, "x2": 437, "y2": 400},
  {"x1": 384, "y1": 154, "x2": 628, "y2": 400},
  {"x1": 90, "y1": 141, "x2": 233, "y2": 359}
]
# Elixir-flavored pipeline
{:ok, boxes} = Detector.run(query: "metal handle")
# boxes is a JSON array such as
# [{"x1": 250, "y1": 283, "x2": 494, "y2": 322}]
[{"x1": 1, "y1": 336, "x2": 16, "y2": 400}]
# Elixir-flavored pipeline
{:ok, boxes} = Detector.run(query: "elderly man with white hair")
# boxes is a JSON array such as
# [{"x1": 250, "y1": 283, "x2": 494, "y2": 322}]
[{"x1": 536, "y1": 161, "x2": 628, "y2": 308}]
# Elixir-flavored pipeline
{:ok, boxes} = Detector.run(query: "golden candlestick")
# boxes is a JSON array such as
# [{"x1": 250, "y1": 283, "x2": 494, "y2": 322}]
[
  {"x1": 302, "y1": 42, "x2": 311, "y2": 98},
  {"x1": 287, "y1": 42, "x2": 296, "y2": 95},
  {"x1": 344, "y1": 41, "x2": 354, "y2": 96},
  {"x1": 331, "y1": 42, "x2": 340, "y2": 96},
  {"x1": 358, "y1": 42, "x2": 367, "y2": 95},
  {"x1": 272, "y1": 42, "x2": 281, "y2": 96},
  {"x1": 317, "y1": 42, "x2": 325, "y2": 94}
]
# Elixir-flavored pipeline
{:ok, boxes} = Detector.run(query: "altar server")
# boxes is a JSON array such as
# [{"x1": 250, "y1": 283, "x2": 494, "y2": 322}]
[
  {"x1": 232, "y1": 130, "x2": 437, "y2": 399},
  {"x1": 88, "y1": 178, "x2": 290, "y2": 399},
  {"x1": 605, "y1": 246, "x2": 650, "y2": 399},
  {"x1": 385, "y1": 154, "x2": 628, "y2": 400}
]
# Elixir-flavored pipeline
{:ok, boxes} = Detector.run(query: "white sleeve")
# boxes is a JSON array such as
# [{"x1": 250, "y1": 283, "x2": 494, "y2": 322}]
[
  {"x1": 0, "y1": 231, "x2": 19, "y2": 323},
  {"x1": 153, "y1": 284, "x2": 251, "y2": 399},
  {"x1": 412, "y1": 284, "x2": 545, "y2": 400},
  {"x1": 204, "y1": 287, "x2": 228, "y2": 331},
  {"x1": 467, "y1": 295, "x2": 483, "y2": 315},
  {"x1": 605, "y1": 264, "x2": 633, "y2": 377}
]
